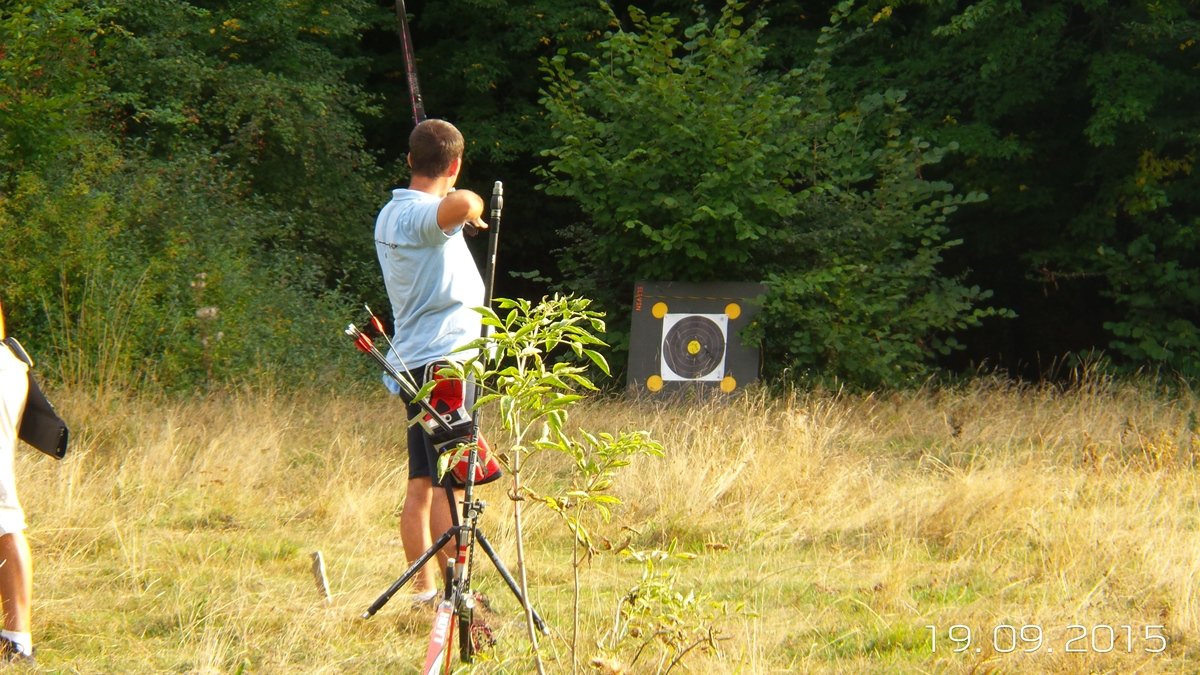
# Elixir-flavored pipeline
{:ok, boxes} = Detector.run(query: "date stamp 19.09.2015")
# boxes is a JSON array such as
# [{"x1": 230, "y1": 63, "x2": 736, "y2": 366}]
[{"x1": 926, "y1": 624, "x2": 1168, "y2": 655}]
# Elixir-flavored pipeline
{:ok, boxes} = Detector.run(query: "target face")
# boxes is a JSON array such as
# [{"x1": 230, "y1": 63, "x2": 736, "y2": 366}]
[{"x1": 661, "y1": 314, "x2": 727, "y2": 381}]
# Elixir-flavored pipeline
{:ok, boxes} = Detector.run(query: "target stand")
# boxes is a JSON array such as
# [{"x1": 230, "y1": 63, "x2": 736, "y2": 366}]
[{"x1": 627, "y1": 281, "x2": 767, "y2": 396}]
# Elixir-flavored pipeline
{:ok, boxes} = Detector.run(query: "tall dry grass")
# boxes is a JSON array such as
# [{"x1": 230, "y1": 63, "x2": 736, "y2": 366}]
[{"x1": 15, "y1": 374, "x2": 1200, "y2": 672}]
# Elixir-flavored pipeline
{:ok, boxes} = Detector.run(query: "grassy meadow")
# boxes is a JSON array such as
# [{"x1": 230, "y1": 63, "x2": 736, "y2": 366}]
[{"x1": 14, "y1": 373, "x2": 1200, "y2": 673}]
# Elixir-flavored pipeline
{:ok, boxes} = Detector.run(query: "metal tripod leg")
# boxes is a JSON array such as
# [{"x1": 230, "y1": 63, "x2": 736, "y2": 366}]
[
  {"x1": 362, "y1": 528, "x2": 457, "y2": 619},
  {"x1": 475, "y1": 529, "x2": 548, "y2": 634}
]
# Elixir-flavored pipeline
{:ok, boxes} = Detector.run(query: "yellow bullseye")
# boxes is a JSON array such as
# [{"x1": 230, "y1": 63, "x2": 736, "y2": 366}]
[{"x1": 687, "y1": 340, "x2": 701, "y2": 355}]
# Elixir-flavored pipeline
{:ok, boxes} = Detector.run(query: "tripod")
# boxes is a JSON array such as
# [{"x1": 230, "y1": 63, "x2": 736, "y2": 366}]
[
  {"x1": 349, "y1": 181, "x2": 548, "y2": 670},
  {"x1": 360, "y1": 428, "x2": 547, "y2": 667}
]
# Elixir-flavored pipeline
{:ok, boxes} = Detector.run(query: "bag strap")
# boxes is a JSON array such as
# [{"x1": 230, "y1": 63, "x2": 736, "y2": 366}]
[{"x1": 2, "y1": 337, "x2": 33, "y2": 368}]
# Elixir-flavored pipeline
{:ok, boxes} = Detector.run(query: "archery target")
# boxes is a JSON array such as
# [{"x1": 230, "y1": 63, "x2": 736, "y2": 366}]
[
  {"x1": 627, "y1": 281, "x2": 766, "y2": 395},
  {"x1": 660, "y1": 313, "x2": 727, "y2": 381}
]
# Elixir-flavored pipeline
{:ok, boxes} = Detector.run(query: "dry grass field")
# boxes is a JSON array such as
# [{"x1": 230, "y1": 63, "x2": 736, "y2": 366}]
[{"x1": 14, "y1": 373, "x2": 1200, "y2": 673}]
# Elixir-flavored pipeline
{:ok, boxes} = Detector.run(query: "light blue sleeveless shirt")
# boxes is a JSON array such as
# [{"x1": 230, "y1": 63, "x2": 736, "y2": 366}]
[{"x1": 375, "y1": 188, "x2": 483, "y2": 385}]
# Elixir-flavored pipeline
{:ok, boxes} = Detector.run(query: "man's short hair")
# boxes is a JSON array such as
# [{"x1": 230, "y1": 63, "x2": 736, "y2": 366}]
[{"x1": 409, "y1": 119, "x2": 464, "y2": 178}]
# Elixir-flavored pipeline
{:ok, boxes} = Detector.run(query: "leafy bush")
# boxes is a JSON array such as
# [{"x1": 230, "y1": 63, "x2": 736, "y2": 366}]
[
  {"x1": 1, "y1": 0, "x2": 382, "y2": 390},
  {"x1": 537, "y1": 1, "x2": 1008, "y2": 387}
]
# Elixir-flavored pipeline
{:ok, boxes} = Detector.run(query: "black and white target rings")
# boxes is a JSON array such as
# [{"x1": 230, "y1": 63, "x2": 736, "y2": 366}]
[{"x1": 661, "y1": 314, "x2": 727, "y2": 381}]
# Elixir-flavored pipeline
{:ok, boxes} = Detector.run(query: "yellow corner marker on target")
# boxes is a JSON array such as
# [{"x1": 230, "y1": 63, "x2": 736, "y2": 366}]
[
  {"x1": 652, "y1": 302, "x2": 668, "y2": 319},
  {"x1": 647, "y1": 375, "x2": 664, "y2": 392},
  {"x1": 725, "y1": 303, "x2": 741, "y2": 320},
  {"x1": 720, "y1": 375, "x2": 737, "y2": 393}
]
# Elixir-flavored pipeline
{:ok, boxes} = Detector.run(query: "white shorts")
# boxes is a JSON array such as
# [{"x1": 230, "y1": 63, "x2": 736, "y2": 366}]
[{"x1": 0, "y1": 345, "x2": 28, "y2": 535}]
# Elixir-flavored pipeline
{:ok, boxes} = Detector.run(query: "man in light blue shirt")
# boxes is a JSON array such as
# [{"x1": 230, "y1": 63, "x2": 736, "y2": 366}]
[{"x1": 374, "y1": 119, "x2": 488, "y2": 605}]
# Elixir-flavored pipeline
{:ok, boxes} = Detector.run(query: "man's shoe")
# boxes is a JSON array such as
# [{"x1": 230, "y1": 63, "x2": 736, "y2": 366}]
[
  {"x1": 0, "y1": 637, "x2": 35, "y2": 666},
  {"x1": 407, "y1": 589, "x2": 439, "y2": 609}
]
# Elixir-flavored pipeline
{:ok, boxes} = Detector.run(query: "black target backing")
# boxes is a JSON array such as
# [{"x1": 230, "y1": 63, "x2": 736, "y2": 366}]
[{"x1": 662, "y1": 315, "x2": 725, "y2": 379}]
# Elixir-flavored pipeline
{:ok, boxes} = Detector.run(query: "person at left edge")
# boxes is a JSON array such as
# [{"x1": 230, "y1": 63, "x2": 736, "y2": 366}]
[{"x1": 0, "y1": 299, "x2": 35, "y2": 663}]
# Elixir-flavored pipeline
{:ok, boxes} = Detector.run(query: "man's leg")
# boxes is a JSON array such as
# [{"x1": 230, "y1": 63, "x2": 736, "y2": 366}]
[
  {"x1": 398, "y1": 361, "x2": 468, "y2": 599},
  {"x1": 0, "y1": 532, "x2": 30, "y2": 631},
  {"x1": 401, "y1": 477, "x2": 465, "y2": 594},
  {"x1": 400, "y1": 477, "x2": 440, "y2": 595}
]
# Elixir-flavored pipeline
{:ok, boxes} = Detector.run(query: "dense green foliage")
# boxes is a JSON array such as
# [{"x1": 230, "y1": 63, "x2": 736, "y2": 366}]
[
  {"x1": 538, "y1": 3, "x2": 1009, "y2": 386},
  {"x1": 2, "y1": 0, "x2": 1197, "y2": 389},
  {"x1": 2, "y1": 0, "x2": 386, "y2": 389},
  {"x1": 822, "y1": 0, "x2": 1200, "y2": 378}
]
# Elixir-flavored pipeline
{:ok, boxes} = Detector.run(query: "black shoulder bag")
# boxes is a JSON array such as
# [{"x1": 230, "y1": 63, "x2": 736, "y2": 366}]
[{"x1": 3, "y1": 337, "x2": 69, "y2": 459}]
